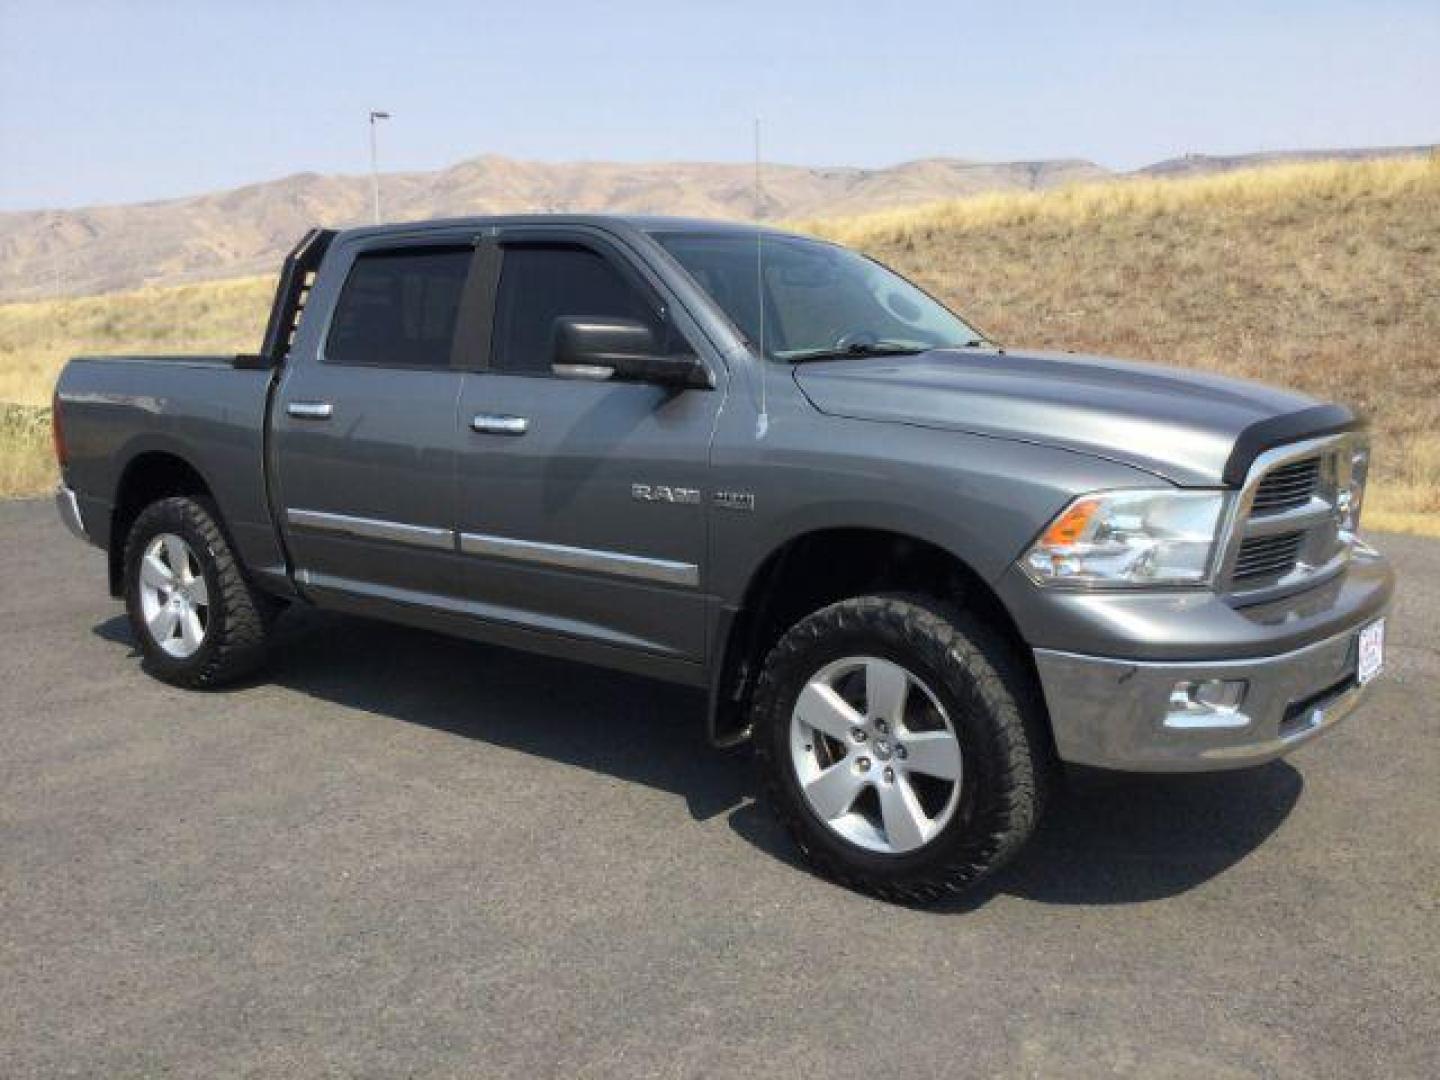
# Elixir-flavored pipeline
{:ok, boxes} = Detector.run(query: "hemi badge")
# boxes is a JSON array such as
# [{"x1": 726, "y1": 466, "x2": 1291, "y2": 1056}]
[{"x1": 714, "y1": 491, "x2": 755, "y2": 512}]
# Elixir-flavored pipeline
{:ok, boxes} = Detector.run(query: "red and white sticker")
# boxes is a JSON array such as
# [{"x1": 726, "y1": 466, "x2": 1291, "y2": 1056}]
[{"x1": 1358, "y1": 618, "x2": 1386, "y2": 686}]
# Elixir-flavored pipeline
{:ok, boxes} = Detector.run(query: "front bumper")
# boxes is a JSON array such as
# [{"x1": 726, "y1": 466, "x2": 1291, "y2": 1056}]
[
  {"x1": 1035, "y1": 613, "x2": 1386, "y2": 772},
  {"x1": 55, "y1": 483, "x2": 88, "y2": 542}
]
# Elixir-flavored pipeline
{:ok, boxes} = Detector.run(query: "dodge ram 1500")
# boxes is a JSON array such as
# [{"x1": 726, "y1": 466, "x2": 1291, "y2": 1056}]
[{"x1": 53, "y1": 217, "x2": 1392, "y2": 901}]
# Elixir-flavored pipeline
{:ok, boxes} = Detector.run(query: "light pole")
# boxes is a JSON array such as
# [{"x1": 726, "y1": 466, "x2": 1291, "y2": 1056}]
[{"x1": 368, "y1": 110, "x2": 391, "y2": 223}]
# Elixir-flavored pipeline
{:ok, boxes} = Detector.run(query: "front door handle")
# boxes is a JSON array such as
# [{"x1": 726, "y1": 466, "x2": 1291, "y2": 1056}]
[
  {"x1": 471, "y1": 414, "x2": 529, "y2": 436},
  {"x1": 286, "y1": 400, "x2": 334, "y2": 420}
]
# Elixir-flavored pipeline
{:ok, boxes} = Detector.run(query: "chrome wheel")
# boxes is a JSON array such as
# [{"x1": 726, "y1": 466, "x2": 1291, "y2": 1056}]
[
  {"x1": 137, "y1": 532, "x2": 209, "y2": 659},
  {"x1": 789, "y1": 656, "x2": 963, "y2": 854}
]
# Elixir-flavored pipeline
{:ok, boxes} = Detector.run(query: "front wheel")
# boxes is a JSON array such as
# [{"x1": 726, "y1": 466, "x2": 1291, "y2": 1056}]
[
  {"x1": 122, "y1": 496, "x2": 275, "y2": 688},
  {"x1": 751, "y1": 594, "x2": 1049, "y2": 903}
]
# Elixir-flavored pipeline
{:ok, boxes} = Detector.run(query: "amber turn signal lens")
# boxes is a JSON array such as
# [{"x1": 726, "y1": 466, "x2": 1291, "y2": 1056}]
[{"x1": 1038, "y1": 497, "x2": 1101, "y2": 547}]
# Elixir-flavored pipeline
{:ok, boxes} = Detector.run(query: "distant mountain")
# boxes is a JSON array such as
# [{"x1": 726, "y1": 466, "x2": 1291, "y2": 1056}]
[
  {"x1": 1137, "y1": 143, "x2": 1435, "y2": 178},
  {"x1": 0, "y1": 145, "x2": 1431, "y2": 301}
]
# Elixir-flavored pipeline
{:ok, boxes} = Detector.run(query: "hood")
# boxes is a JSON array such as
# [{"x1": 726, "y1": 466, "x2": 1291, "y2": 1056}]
[{"x1": 792, "y1": 348, "x2": 1330, "y2": 486}]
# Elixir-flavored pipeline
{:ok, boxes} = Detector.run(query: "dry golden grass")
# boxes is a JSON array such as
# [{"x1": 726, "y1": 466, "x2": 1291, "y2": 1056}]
[
  {"x1": 0, "y1": 276, "x2": 275, "y2": 498},
  {"x1": 797, "y1": 155, "x2": 1440, "y2": 535},
  {"x1": 0, "y1": 276, "x2": 275, "y2": 408},
  {"x1": 0, "y1": 404, "x2": 54, "y2": 500},
  {"x1": 2, "y1": 156, "x2": 1436, "y2": 536}
]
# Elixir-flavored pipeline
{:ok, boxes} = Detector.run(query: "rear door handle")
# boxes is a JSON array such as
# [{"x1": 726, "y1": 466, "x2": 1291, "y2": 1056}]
[
  {"x1": 471, "y1": 414, "x2": 529, "y2": 436},
  {"x1": 286, "y1": 400, "x2": 333, "y2": 420}
]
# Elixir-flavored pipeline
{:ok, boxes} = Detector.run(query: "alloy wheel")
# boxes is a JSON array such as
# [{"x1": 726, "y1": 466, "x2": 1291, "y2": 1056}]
[
  {"x1": 137, "y1": 532, "x2": 210, "y2": 659},
  {"x1": 789, "y1": 656, "x2": 963, "y2": 854}
]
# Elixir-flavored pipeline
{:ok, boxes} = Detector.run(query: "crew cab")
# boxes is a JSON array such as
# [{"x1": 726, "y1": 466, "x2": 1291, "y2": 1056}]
[{"x1": 52, "y1": 216, "x2": 1393, "y2": 901}]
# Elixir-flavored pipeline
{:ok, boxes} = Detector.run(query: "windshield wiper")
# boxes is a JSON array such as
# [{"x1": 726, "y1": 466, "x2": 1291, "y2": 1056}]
[
  {"x1": 786, "y1": 342, "x2": 929, "y2": 364},
  {"x1": 952, "y1": 337, "x2": 1006, "y2": 354}
]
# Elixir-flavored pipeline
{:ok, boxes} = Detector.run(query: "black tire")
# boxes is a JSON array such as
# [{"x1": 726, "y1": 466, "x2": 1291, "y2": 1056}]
[
  {"x1": 751, "y1": 593, "x2": 1049, "y2": 903},
  {"x1": 122, "y1": 496, "x2": 275, "y2": 688}
]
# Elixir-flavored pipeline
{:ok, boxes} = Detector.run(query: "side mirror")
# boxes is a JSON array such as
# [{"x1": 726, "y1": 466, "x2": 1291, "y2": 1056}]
[{"x1": 551, "y1": 317, "x2": 712, "y2": 390}]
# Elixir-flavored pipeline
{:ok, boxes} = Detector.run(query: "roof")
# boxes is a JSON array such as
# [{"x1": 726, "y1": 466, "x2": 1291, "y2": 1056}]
[{"x1": 336, "y1": 213, "x2": 805, "y2": 242}]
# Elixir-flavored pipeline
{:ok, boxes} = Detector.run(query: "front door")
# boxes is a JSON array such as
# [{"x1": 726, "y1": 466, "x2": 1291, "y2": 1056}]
[{"x1": 453, "y1": 231, "x2": 724, "y2": 661}]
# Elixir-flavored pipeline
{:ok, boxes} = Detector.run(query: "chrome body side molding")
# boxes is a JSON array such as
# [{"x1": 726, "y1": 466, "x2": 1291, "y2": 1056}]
[
  {"x1": 459, "y1": 531, "x2": 699, "y2": 588},
  {"x1": 285, "y1": 509, "x2": 700, "y2": 588},
  {"x1": 286, "y1": 508, "x2": 453, "y2": 551}
]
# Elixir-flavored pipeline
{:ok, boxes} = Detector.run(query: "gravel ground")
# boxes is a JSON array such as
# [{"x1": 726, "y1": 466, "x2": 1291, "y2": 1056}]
[{"x1": 1, "y1": 498, "x2": 1436, "y2": 1078}]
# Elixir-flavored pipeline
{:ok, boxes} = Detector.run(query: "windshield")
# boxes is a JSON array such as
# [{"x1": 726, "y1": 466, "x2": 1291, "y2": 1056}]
[{"x1": 654, "y1": 231, "x2": 987, "y2": 361}]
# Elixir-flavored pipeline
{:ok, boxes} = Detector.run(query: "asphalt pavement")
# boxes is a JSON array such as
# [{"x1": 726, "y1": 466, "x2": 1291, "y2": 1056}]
[{"x1": 2, "y1": 498, "x2": 1436, "y2": 1078}]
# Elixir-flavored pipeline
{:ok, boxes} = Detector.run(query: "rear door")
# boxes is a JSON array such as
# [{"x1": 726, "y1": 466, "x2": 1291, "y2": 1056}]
[
  {"x1": 452, "y1": 227, "x2": 725, "y2": 661},
  {"x1": 271, "y1": 233, "x2": 478, "y2": 604}
]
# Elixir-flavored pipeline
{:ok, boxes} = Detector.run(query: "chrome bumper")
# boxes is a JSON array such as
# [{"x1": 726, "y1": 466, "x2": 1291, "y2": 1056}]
[
  {"x1": 55, "y1": 484, "x2": 88, "y2": 542},
  {"x1": 1035, "y1": 616, "x2": 1384, "y2": 772}
]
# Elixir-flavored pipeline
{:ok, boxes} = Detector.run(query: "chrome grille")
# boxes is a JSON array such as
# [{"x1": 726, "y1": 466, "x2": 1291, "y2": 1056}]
[
  {"x1": 1219, "y1": 433, "x2": 1361, "y2": 601},
  {"x1": 1233, "y1": 531, "x2": 1306, "y2": 581},
  {"x1": 1250, "y1": 457, "x2": 1321, "y2": 515}
]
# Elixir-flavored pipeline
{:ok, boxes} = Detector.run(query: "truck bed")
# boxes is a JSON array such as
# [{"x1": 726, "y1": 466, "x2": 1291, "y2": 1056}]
[{"x1": 55, "y1": 354, "x2": 286, "y2": 589}]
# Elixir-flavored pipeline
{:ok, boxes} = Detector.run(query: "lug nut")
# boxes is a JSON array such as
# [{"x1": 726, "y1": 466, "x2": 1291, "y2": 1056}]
[
  {"x1": 883, "y1": 767, "x2": 895, "y2": 783},
  {"x1": 895, "y1": 745, "x2": 908, "y2": 760},
  {"x1": 851, "y1": 728, "x2": 867, "y2": 742},
  {"x1": 856, "y1": 757, "x2": 871, "y2": 772},
  {"x1": 875, "y1": 719, "x2": 889, "y2": 734}
]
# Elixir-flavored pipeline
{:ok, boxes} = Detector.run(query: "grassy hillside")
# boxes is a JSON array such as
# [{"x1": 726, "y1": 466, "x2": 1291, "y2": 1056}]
[{"x1": 2, "y1": 155, "x2": 1436, "y2": 533}]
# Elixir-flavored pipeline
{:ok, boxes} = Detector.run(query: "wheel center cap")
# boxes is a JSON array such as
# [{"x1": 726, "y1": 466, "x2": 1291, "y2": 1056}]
[{"x1": 873, "y1": 738, "x2": 893, "y2": 761}]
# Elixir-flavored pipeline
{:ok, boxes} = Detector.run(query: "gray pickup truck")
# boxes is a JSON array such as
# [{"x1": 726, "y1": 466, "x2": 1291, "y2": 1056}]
[{"x1": 53, "y1": 216, "x2": 1392, "y2": 901}]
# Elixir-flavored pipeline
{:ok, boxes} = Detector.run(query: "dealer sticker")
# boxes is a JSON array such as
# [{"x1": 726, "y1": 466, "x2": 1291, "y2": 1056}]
[{"x1": 1358, "y1": 618, "x2": 1386, "y2": 686}]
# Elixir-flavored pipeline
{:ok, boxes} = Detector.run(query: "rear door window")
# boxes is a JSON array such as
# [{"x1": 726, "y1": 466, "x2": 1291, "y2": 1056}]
[{"x1": 325, "y1": 246, "x2": 472, "y2": 369}]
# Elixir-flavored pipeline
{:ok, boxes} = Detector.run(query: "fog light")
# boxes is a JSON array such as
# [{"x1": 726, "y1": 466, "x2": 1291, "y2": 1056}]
[{"x1": 1165, "y1": 678, "x2": 1249, "y2": 729}]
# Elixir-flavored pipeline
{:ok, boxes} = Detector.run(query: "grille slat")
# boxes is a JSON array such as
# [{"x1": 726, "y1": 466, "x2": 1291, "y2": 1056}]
[
  {"x1": 1251, "y1": 457, "x2": 1321, "y2": 514},
  {"x1": 1233, "y1": 531, "x2": 1305, "y2": 581},
  {"x1": 1256, "y1": 480, "x2": 1318, "y2": 494}
]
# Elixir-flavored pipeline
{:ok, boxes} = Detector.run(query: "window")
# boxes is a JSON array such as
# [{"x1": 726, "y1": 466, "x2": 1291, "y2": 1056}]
[
  {"x1": 490, "y1": 244, "x2": 665, "y2": 375},
  {"x1": 654, "y1": 232, "x2": 984, "y2": 361},
  {"x1": 325, "y1": 246, "x2": 472, "y2": 369}
]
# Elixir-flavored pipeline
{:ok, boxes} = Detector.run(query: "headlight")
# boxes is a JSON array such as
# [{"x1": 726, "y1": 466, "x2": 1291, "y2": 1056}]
[{"x1": 1022, "y1": 489, "x2": 1226, "y2": 587}]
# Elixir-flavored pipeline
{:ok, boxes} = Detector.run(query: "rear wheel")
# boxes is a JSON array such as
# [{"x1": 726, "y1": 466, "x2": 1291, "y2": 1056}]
[
  {"x1": 122, "y1": 496, "x2": 274, "y2": 688},
  {"x1": 751, "y1": 594, "x2": 1048, "y2": 903}
]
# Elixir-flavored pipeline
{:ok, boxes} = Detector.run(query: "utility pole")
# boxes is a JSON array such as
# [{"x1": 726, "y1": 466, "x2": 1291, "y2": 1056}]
[{"x1": 368, "y1": 110, "x2": 391, "y2": 223}]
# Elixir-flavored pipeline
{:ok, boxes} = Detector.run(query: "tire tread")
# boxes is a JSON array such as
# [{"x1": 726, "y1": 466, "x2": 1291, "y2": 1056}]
[
  {"x1": 123, "y1": 496, "x2": 273, "y2": 688},
  {"x1": 751, "y1": 593, "x2": 1048, "y2": 903}
]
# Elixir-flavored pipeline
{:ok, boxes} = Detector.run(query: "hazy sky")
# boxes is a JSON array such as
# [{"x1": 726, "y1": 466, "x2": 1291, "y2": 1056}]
[{"x1": 0, "y1": 0, "x2": 1435, "y2": 211}]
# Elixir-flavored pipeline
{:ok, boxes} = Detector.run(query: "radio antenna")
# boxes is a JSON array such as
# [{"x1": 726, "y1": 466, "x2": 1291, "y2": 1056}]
[{"x1": 754, "y1": 117, "x2": 769, "y2": 438}]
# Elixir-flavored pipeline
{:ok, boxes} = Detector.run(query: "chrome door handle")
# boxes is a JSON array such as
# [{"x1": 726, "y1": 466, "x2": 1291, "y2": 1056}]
[
  {"x1": 471, "y1": 414, "x2": 529, "y2": 436},
  {"x1": 286, "y1": 400, "x2": 333, "y2": 420}
]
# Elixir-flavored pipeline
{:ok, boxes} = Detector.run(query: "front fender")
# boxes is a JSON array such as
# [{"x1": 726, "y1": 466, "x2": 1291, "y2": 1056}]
[{"x1": 709, "y1": 410, "x2": 1168, "y2": 608}]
